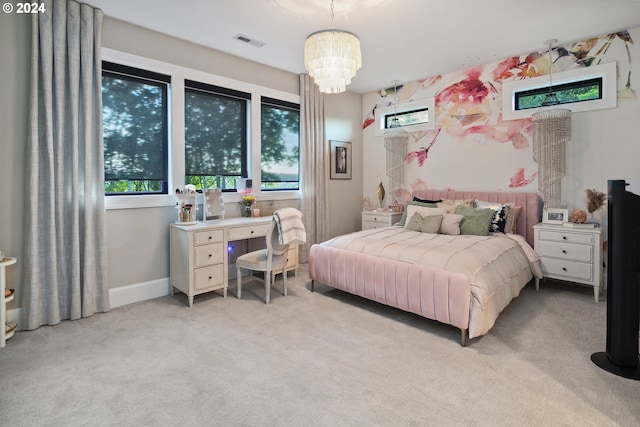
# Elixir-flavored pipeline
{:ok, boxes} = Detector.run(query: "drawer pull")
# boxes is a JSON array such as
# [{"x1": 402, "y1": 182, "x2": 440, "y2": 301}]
[
  {"x1": 208, "y1": 276, "x2": 212, "y2": 280},
  {"x1": 251, "y1": 230, "x2": 254, "y2": 234},
  {"x1": 562, "y1": 250, "x2": 567, "y2": 254},
  {"x1": 208, "y1": 254, "x2": 212, "y2": 258},
  {"x1": 562, "y1": 267, "x2": 567, "y2": 271},
  {"x1": 208, "y1": 236, "x2": 212, "y2": 240},
  {"x1": 562, "y1": 236, "x2": 567, "y2": 240}
]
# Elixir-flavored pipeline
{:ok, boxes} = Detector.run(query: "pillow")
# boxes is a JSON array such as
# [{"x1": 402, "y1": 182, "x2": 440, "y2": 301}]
[
  {"x1": 511, "y1": 206, "x2": 522, "y2": 233},
  {"x1": 421, "y1": 214, "x2": 443, "y2": 233},
  {"x1": 437, "y1": 198, "x2": 476, "y2": 214},
  {"x1": 413, "y1": 196, "x2": 442, "y2": 204},
  {"x1": 439, "y1": 213, "x2": 464, "y2": 235},
  {"x1": 397, "y1": 200, "x2": 439, "y2": 226},
  {"x1": 405, "y1": 213, "x2": 424, "y2": 232},
  {"x1": 455, "y1": 206, "x2": 496, "y2": 236},
  {"x1": 475, "y1": 200, "x2": 515, "y2": 233},
  {"x1": 404, "y1": 205, "x2": 448, "y2": 229}
]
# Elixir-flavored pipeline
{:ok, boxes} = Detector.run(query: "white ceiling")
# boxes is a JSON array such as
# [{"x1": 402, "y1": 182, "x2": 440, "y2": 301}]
[{"x1": 84, "y1": 0, "x2": 640, "y2": 94}]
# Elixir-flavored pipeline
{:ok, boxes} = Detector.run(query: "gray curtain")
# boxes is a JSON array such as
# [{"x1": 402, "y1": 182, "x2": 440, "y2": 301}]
[
  {"x1": 299, "y1": 74, "x2": 329, "y2": 263},
  {"x1": 23, "y1": 0, "x2": 109, "y2": 330}
]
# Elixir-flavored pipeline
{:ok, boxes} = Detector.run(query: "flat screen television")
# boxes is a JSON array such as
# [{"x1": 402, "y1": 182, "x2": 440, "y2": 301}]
[{"x1": 591, "y1": 179, "x2": 640, "y2": 380}]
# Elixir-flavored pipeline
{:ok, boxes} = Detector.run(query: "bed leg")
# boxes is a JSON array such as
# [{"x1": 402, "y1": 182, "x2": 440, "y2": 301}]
[
  {"x1": 311, "y1": 280, "x2": 315, "y2": 292},
  {"x1": 460, "y1": 329, "x2": 468, "y2": 347}
]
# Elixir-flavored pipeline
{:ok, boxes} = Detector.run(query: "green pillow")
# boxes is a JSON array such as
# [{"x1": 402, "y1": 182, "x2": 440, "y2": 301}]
[
  {"x1": 421, "y1": 214, "x2": 443, "y2": 233},
  {"x1": 455, "y1": 206, "x2": 495, "y2": 236},
  {"x1": 405, "y1": 213, "x2": 423, "y2": 232},
  {"x1": 398, "y1": 200, "x2": 438, "y2": 226}
]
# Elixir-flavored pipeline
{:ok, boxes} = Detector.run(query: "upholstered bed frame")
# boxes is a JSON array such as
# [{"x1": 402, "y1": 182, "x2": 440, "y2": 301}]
[{"x1": 309, "y1": 190, "x2": 540, "y2": 346}]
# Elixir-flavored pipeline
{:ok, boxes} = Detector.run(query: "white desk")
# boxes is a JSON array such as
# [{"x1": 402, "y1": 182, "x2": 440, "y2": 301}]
[{"x1": 169, "y1": 217, "x2": 298, "y2": 307}]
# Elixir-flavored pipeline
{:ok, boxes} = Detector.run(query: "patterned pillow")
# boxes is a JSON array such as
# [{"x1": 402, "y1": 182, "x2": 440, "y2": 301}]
[
  {"x1": 455, "y1": 206, "x2": 496, "y2": 236},
  {"x1": 436, "y1": 198, "x2": 476, "y2": 214},
  {"x1": 439, "y1": 214, "x2": 464, "y2": 235},
  {"x1": 475, "y1": 200, "x2": 515, "y2": 233}
]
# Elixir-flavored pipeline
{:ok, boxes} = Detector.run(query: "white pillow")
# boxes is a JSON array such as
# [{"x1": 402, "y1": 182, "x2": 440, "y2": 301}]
[
  {"x1": 404, "y1": 205, "x2": 448, "y2": 229},
  {"x1": 439, "y1": 214, "x2": 464, "y2": 235}
]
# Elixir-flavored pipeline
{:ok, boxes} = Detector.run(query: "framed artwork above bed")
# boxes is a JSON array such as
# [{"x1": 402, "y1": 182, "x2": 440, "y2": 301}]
[{"x1": 330, "y1": 140, "x2": 351, "y2": 180}]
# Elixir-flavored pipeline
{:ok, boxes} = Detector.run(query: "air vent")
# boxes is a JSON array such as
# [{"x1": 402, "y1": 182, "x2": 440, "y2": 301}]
[{"x1": 233, "y1": 34, "x2": 266, "y2": 48}]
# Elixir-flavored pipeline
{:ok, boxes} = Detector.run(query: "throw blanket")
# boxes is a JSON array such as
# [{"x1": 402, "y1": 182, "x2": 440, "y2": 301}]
[{"x1": 274, "y1": 208, "x2": 306, "y2": 245}]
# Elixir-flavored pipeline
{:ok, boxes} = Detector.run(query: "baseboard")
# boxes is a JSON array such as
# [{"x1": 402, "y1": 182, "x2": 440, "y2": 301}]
[{"x1": 109, "y1": 277, "x2": 170, "y2": 308}]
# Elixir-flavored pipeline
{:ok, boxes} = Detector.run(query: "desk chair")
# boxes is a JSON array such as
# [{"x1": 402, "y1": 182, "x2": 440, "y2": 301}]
[{"x1": 236, "y1": 219, "x2": 288, "y2": 304}]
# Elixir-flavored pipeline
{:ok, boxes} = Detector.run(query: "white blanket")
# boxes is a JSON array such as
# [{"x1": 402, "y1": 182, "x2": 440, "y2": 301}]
[{"x1": 274, "y1": 208, "x2": 306, "y2": 245}]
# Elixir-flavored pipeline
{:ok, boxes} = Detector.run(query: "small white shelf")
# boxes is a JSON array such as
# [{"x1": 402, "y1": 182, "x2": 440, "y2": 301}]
[{"x1": 1, "y1": 256, "x2": 18, "y2": 348}]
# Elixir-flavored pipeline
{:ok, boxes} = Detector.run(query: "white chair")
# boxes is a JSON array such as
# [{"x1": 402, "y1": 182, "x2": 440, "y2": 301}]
[{"x1": 236, "y1": 219, "x2": 289, "y2": 304}]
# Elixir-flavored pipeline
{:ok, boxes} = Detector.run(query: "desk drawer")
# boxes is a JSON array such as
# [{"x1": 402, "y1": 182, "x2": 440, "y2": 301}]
[
  {"x1": 535, "y1": 241, "x2": 592, "y2": 262},
  {"x1": 195, "y1": 264, "x2": 224, "y2": 291},
  {"x1": 194, "y1": 243, "x2": 224, "y2": 267},
  {"x1": 228, "y1": 224, "x2": 270, "y2": 240},
  {"x1": 194, "y1": 230, "x2": 223, "y2": 246}
]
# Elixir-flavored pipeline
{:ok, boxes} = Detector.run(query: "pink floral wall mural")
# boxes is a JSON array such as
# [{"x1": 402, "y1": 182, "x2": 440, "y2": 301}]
[{"x1": 363, "y1": 30, "x2": 635, "y2": 195}]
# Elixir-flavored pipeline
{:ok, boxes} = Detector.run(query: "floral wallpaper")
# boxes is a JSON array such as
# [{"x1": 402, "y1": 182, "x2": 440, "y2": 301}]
[{"x1": 363, "y1": 30, "x2": 636, "y2": 206}]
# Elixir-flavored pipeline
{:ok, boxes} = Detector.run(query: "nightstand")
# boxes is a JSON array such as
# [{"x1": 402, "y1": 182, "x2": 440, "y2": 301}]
[
  {"x1": 533, "y1": 223, "x2": 603, "y2": 302},
  {"x1": 362, "y1": 210, "x2": 403, "y2": 230}
]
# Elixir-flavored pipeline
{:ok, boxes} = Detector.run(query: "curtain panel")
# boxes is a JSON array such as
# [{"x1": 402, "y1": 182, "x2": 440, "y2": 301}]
[
  {"x1": 23, "y1": 0, "x2": 109, "y2": 330},
  {"x1": 299, "y1": 74, "x2": 329, "y2": 263}
]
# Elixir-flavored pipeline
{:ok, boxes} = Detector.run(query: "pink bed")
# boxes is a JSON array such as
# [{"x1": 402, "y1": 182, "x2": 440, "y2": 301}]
[{"x1": 309, "y1": 190, "x2": 541, "y2": 346}]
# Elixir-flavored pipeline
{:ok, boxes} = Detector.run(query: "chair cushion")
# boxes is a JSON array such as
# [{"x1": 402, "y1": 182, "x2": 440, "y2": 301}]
[{"x1": 236, "y1": 249, "x2": 287, "y2": 272}]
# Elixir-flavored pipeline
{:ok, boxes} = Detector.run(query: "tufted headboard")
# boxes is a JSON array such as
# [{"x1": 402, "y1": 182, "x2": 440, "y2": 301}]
[{"x1": 412, "y1": 190, "x2": 541, "y2": 247}]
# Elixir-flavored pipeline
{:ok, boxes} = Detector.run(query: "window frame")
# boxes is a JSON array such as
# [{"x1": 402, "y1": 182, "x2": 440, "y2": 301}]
[
  {"x1": 374, "y1": 97, "x2": 436, "y2": 136},
  {"x1": 502, "y1": 62, "x2": 617, "y2": 120},
  {"x1": 102, "y1": 48, "x2": 300, "y2": 210},
  {"x1": 102, "y1": 61, "x2": 171, "y2": 196},
  {"x1": 184, "y1": 80, "x2": 251, "y2": 192},
  {"x1": 260, "y1": 96, "x2": 300, "y2": 191}
]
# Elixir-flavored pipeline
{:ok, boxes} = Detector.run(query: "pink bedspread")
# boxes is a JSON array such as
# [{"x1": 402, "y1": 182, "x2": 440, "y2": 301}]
[{"x1": 309, "y1": 227, "x2": 537, "y2": 339}]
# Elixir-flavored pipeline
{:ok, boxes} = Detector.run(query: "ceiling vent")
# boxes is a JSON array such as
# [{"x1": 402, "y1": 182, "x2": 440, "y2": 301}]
[{"x1": 233, "y1": 34, "x2": 266, "y2": 48}]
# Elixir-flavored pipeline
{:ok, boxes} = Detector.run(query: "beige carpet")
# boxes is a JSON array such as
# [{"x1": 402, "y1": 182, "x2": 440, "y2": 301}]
[{"x1": 1, "y1": 265, "x2": 638, "y2": 427}]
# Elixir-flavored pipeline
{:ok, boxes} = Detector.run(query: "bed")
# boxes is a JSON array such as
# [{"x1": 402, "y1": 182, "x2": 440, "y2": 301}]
[{"x1": 309, "y1": 190, "x2": 542, "y2": 346}]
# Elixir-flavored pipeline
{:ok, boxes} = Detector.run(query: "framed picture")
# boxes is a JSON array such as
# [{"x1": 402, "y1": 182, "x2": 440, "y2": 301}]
[
  {"x1": 330, "y1": 140, "x2": 351, "y2": 179},
  {"x1": 543, "y1": 208, "x2": 569, "y2": 224}
]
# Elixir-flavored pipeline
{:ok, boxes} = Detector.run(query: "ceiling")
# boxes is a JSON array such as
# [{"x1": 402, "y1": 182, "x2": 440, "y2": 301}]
[{"x1": 84, "y1": 0, "x2": 640, "y2": 94}]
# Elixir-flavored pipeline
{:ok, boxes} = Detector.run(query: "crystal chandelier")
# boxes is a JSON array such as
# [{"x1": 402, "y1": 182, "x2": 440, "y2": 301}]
[
  {"x1": 303, "y1": 0, "x2": 362, "y2": 93},
  {"x1": 532, "y1": 39, "x2": 571, "y2": 208}
]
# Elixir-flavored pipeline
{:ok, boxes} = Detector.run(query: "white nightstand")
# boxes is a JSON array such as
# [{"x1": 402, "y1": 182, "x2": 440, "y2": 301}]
[
  {"x1": 362, "y1": 210, "x2": 403, "y2": 230},
  {"x1": 533, "y1": 222, "x2": 603, "y2": 302}
]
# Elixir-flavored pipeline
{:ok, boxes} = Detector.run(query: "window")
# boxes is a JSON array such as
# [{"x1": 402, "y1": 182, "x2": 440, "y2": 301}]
[
  {"x1": 502, "y1": 62, "x2": 616, "y2": 120},
  {"x1": 374, "y1": 97, "x2": 436, "y2": 136},
  {"x1": 515, "y1": 77, "x2": 602, "y2": 111},
  {"x1": 184, "y1": 80, "x2": 250, "y2": 191},
  {"x1": 102, "y1": 61, "x2": 170, "y2": 195},
  {"x1": 260, "y1": 97, "x2": 300, "y2": 190}
]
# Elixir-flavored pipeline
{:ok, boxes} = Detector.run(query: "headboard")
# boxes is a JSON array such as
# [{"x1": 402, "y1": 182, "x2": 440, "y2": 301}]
[{"x1": 412, "y1": 190, "x2": 541, "y2": 247}]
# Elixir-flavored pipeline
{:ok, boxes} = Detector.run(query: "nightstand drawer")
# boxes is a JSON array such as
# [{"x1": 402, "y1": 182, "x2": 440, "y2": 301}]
[
  {"x1": 194, "y1": 230, "x2": 223, "y2": 246},
  {"x1": 535, "y1": 241, "x2": 592, "y2": 262},
  {"x1": 194, "y1": 243, "x2": 224, "y2": 267},
  {"x1": 540, "y1": 257, "x2": 593, "y2": 282},
  {"x1": 195, "y1": 264, "x2": 224, "y2": 291},
  {"x1": 538, "y1": 230, "x2": 593, "y2": 245},
  {"x1": 363, "y1": 214, "x2": 393, "y2": 224}
]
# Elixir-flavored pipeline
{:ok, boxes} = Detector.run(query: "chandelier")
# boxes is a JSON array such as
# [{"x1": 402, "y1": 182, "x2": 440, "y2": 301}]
[
  {"x1": 303, "y1": 0, "x2": 362, "y2": 93},
  {"x1": 532, "y1": 39, "x2": 572, "y2": 209}
]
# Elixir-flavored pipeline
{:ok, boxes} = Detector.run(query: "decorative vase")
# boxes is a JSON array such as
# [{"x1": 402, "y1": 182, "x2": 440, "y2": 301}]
[{"x1": 243, "y1": 205, "x2": 252, "y2": 217}]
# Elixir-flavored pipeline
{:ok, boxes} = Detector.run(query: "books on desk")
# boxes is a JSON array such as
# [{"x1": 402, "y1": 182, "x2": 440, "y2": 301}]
[{"x1": 562, "y1": 222, "x2": 599, "y2": 229}]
